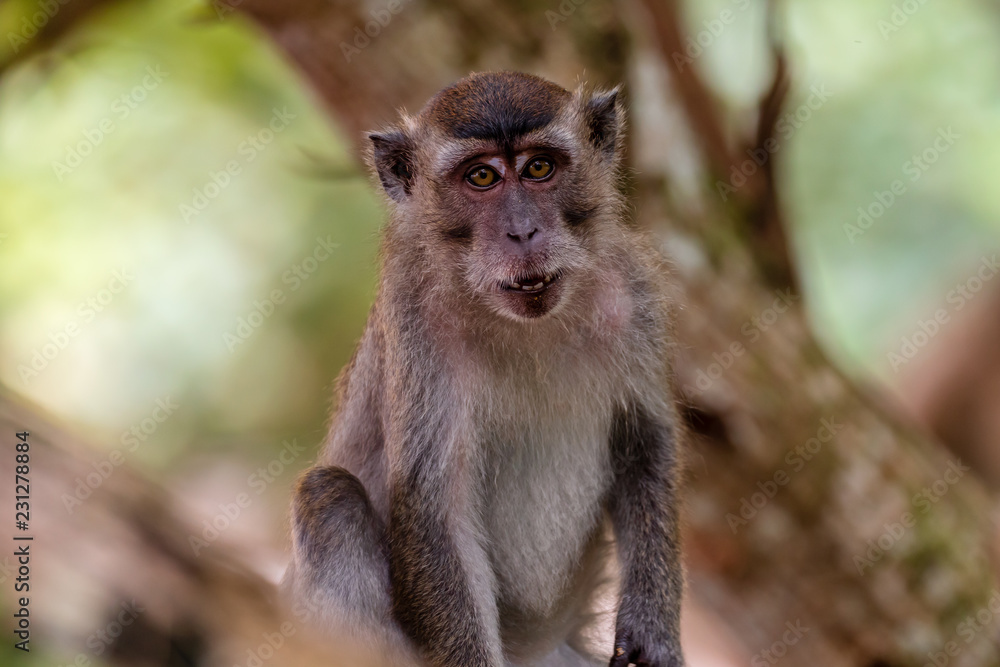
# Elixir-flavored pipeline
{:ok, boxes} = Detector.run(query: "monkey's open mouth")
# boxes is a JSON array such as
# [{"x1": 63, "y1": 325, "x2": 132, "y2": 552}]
[{"x1": 501, "y1": 272, "x2": 560, "y2": 294}]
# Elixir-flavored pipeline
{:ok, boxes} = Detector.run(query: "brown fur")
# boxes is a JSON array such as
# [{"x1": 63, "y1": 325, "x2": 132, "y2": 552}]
[
  {"x1": 285, "y1": 72, "x2": 685, "y2": 667},
  {"x1": 423, "y1": 71, "x2": 572, "y2": 144}
]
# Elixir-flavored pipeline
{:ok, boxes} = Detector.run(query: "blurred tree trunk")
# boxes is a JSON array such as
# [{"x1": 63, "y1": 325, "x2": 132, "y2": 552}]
[
  {"x1": 0, "y1": 388, "x2": 357, "y2": 667},
  {"x1": 894, "y1": 282, "x2": 1000, "y2": 489}
]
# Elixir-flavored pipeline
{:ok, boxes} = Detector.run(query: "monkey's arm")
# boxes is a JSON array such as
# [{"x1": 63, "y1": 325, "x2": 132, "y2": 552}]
[
  {"x1": 389, "y1": 413, "x2": 503, "y2": 667},
  {"x1": 606, "y1": 402, "x2": 685, "y2": 667}
]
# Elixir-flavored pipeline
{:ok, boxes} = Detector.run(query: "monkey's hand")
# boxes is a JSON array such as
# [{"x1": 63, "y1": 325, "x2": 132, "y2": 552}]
[{"x1": 609, "y1": 626, "x2": 684, "y2": 667}]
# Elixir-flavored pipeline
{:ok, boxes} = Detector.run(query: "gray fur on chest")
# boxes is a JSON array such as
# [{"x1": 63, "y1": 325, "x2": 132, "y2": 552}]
[{"x1": 474, "y1": 375, "x2": 614, "y2": 620}]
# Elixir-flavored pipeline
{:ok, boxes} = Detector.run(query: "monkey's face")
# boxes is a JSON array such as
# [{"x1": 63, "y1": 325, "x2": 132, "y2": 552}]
[
  {"x1": 435, "y1": 142, "x2": 588, "y2": 320},
  {"x1": 368, "y1": 72, "x2": 622, "y2": 322}
]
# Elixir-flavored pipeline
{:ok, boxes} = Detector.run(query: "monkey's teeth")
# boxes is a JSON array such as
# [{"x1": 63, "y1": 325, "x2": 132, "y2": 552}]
[{"x1": 505, "y1": 273, "x2": 558, "y2": 292}]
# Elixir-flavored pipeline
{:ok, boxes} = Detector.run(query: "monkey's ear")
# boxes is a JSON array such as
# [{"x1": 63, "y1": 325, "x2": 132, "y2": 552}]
[
  {"x1": 582, "y1": 87, "x2": 623, "y2": 161},
  {"x1": 368, "y1": 129, "x2": 415, "y2": 202}
]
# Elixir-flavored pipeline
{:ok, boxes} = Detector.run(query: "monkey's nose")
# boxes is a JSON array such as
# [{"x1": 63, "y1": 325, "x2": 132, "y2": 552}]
[{"x1": 506, "y1": 228, "x2": 539, "y2": 243}]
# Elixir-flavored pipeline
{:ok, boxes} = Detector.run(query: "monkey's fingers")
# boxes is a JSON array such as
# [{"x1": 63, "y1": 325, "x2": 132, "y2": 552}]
[
  {"x1": 609, "y1": 629, "x2": 638, "y2": 667},
  {"x1": 609, "y1": 648, "x2": 633, "y2": 666},
  {"x1": 610, "y1": 628, "x2": 685, "y2": 667}
]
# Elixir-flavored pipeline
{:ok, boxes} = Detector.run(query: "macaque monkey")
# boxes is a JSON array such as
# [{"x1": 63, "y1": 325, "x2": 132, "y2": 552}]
[{"x1": 285, "y1": 71, "x2": 685, "y2": 667}]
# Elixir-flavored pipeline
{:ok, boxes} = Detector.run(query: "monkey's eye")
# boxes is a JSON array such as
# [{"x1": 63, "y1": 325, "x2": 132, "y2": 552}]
[
  {"x1": 466, "y1": 166, "x2": 499, "y2": 189},
  {"x1": 523, "y1": 157, "x2": 554, "y2": 181}
]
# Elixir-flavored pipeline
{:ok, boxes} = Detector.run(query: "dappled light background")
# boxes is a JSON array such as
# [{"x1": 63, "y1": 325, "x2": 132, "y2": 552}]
[
  {"x1": 1, "y1": 0, "x2": 1000, "y2": 664},
  {"x1": 1, "y1": 0, "x2": 384, "y2": 591}
]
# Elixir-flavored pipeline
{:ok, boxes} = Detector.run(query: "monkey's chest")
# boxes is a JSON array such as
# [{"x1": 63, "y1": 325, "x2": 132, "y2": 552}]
[{"x1": 478, "y1": 403, "x2": 612, "y2": 620}]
